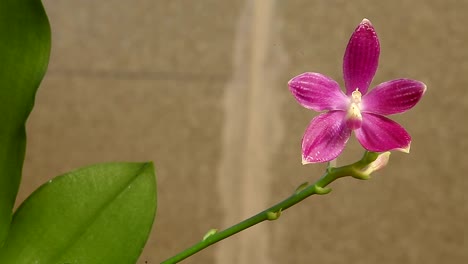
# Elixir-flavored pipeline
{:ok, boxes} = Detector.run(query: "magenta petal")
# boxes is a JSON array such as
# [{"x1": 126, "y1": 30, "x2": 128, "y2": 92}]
[
  {"x1": 343, "y1": 19, "x2": 380, "y2": 95},
  {"x1": 288, "y1": 72, "x2": 348, "y2": 111},
  {"x1": 362, "y1": 79, "x2": 427, "y2": 115},
  {"x1": 302, "y1": 111, "x2": 351, "y2": 163},
  {"x1": 355, "y1": 113, "x2": 411, "y2": 153}
]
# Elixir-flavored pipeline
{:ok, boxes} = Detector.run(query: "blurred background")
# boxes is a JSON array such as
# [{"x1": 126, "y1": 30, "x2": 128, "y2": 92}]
[{"x1": 17, "y1": 0, "x2": 466, "y2": 263}]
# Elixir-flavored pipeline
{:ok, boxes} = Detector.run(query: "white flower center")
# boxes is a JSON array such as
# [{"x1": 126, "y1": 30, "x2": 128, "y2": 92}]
[{"x1": 346, "y1": 89, "x2": 362, "y2": 129}]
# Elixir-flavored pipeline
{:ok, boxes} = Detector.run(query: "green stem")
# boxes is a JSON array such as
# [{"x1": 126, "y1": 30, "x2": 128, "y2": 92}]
[{"x1": 161, "y1": 152, "x2": 378, "y2": 264}]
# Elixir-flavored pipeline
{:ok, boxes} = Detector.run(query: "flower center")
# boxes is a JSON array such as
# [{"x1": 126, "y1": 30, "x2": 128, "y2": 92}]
[{"x1": 346, "y1": 89, "x2": 362, "y2": 129}]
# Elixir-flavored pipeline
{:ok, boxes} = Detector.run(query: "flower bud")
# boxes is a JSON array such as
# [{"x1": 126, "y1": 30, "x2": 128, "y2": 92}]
[{"x1": 361, "y1": 151, "x2": 391, "y2": 175}]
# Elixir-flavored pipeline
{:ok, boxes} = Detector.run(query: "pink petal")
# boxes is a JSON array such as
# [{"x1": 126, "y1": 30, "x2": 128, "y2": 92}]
[
  {"x1": 343, "y1": 19, "x2": 380, "y2": 95},
  {"x1": 288, "y1": 72, "x2": 348, "y2": 111},
  {"x1": 302, "y1": 111, "x2": 351, "y2": 163},
  {"x1": 355, "y1": 113, "x2": 411, "y2": 153},
  {"x1": 362, "y1": 79, "x2": 427, "y2": 115}
]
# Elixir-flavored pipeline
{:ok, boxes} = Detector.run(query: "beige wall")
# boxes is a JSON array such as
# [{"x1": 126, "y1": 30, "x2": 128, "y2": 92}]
[{"x1": 17, "y1": 0, "x2": 466, "y2": 263}]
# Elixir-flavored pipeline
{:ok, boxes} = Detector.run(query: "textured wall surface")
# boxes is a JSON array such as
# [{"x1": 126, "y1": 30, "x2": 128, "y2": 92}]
[{"x1": 17, "y1": 0, "x2": 466, "y2": 263}]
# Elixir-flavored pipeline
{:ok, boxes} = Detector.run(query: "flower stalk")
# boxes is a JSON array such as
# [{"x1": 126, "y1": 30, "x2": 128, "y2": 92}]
[{"x1": 160, "y1": 151, "x2": 381, "y2": 264}]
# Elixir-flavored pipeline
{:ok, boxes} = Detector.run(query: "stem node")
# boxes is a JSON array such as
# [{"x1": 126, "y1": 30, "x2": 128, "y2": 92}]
[
  {"x1": 202, "y1": 229, "x2": 218, "y2": 241},
  {"x1": 313, "y1": 185, "x2": 332, "y2": 195},
  {"x1": 266, "y1": 209, "x2": 282, "y2": 221},
  {"x1": 295, "y1": 182, "x2": 309, "y2": 194}
]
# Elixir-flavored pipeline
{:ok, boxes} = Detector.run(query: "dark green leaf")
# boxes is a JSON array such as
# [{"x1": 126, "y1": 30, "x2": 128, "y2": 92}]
[
  {"x1": 0, "y1": 0, "x2": 51, "y2": 244},
  {"x1": 0, "y1": 162, "x2": 157, "y2": 264}
]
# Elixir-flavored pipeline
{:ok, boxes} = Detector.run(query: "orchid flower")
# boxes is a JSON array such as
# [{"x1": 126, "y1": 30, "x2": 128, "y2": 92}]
[{"x1": 288, "y1": 19, "x2": 426, "y2": 163}]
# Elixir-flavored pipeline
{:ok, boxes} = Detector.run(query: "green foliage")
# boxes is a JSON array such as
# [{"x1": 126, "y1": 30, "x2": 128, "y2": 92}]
[
  {"x1": 0, "y1": 0, "x2": 51, "y2": 244},
  {"x1": 0, "y1": 2, "x2": 158, "y2": 262},
  {"x1": 0, "y1": 162, "x2": 157, "y2": 264}
]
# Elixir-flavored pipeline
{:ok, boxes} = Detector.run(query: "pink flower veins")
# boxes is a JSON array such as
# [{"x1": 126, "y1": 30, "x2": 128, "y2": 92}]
[{"x1": 288, "y1": 19, "x2": 426, "y2": 164}]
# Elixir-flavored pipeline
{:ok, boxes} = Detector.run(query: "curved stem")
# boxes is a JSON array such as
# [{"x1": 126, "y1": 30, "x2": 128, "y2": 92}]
[{"x1": 160, "y1": 152, "x2": 378, "y2": 264}]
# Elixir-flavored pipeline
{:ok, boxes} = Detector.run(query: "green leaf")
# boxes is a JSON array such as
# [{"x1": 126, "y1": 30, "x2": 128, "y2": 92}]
[
  {"x1": 0, "y1": 0, "x2": 51, "y2": 244},
  {"x1": 0, "y1": 162, "x2": 157, "y2": 264}
]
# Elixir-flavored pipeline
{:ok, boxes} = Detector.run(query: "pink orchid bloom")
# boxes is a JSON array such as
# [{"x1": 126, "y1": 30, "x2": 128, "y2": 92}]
[{"x1": 288, "y1": 19, "x2": 426, "y2": 164}]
